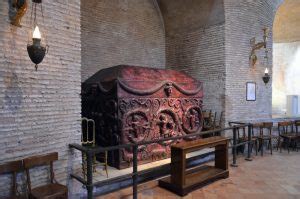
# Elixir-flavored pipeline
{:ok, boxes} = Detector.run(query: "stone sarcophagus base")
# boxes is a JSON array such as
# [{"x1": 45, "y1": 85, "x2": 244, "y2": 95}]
[{"x1": 82, "y1": 65, "x2": 204, "y2": 169}]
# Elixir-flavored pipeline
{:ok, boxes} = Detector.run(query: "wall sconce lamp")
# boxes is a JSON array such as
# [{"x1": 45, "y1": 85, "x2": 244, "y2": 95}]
[
  {"x1": 262, "y1": 68, "x2": 270, "y2": 84},
  {"x1": 249, "y1": 27, "x2": 269, "y2": 67},
  {"x1": 10, "y1": 0, "x2": 28, "y2": 27},
  {"x1": 27, "y1": 25, "x2": 47, "y2": 71},
  {"x1": 27, "y1": 0, "x2": 48, "y2": 71},
  {"x1": 250, "y1": 27, "x2": 271, "y2": 85}
]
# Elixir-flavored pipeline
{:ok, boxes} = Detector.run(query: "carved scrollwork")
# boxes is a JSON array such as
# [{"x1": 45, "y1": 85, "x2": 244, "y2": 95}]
[
  {"x1": 152, "y1": 99, "x2": 160, "y2": 113},
  {"x1": 168, "y1": 99, "x2": 181, "y2": 110},
  {"x1": 181, "y1": 99, "x2": 203, "y2": 112}
]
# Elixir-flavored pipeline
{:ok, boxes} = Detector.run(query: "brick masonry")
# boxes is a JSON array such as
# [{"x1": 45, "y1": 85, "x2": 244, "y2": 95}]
[
  {"x1": 0, "y1": 0, "x2": 292, "y2": 197},
  {"x1": 81, "y1": 0, "x2": 166, "y2": 82},
  {"x1": 166, "y1": 24, "x2": 225, "y2": 116},
  {"x1": 160, "y1": 0, "x2": 226, "y2": 118},
  {"x1": 0, "y1": 0, "x2": 81, "y2": 197},
  {"x1": 224, "y1": 0, "x2": 284, "y2": 125}
]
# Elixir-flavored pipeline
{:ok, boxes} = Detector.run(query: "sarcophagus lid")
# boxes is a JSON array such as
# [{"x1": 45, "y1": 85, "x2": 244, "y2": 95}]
[{"x1": 84, "y1": 65, "x2": 203, "y2": 98}]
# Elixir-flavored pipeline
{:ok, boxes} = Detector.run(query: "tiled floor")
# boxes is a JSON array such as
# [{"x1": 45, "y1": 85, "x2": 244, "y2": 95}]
[{"x1": 98, "y1": 150, "x2": 300, "y2": 199}]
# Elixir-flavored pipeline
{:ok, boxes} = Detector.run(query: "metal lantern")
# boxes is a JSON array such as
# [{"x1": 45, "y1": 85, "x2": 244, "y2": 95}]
[
  {"x1": 27, "y1": 0, "x2": 48, "y2": 71},
  {"x1": 262, "y1": 68, "x2": 270, "y2": 84},
  {"x1": 262, "y1": 43, "x2": 270, "y2": 85}
]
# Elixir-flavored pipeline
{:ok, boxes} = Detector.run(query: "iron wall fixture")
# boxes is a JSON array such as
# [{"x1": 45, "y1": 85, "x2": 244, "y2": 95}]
[
  {"x1": 249, "y1": 28, "x2": 269, "y2": 67},
  {"x1": 262, "y1": 68, "x2": 270, "y2": 85},
  {"x1": 10, "y1": 0, "x2": 28, "y2": 27},
  {"x1": 27, "y1": 0, "x2": 48, "y2": 71},
  {"x1": 249, "y1": 28, "x2": 271, "y2": 85}
]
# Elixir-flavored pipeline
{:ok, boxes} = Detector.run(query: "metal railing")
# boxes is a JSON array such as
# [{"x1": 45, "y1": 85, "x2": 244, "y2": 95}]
[
  {"x1": 228, "y1": 122, "x2": 253, "y2": 166},
  {"x1": 69, "y1": 123, "x2": 252, "y2": 199}
]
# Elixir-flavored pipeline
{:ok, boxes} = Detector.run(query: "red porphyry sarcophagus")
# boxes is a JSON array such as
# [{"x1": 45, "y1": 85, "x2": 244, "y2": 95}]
[{"x1": 82, "y1": 65, "x2": 204, "y2": 169}]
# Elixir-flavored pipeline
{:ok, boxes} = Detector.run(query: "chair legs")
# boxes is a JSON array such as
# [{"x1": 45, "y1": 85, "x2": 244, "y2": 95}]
[
  {"x1": 255, "y1": 140, "x2": 258, "y2": 155},
  {"x1": 258, "y1": 138, "x2": 273, "y2": 156},
  {"x1": 260, "y1": 139, "x2": 264, "y2": 156},
  {"x1": 278, "y1": 137, "x2": 282, "y2": 153},
  {"x1": 287, "y1": 138, "x2": 291, "y2": 153},
  {"x1": 249, "y1": 140, "x2": 258, "y2": 156},
  {"x1": 278, "y1": 137, "x2": 297, "y2": 153},
  {"x1": 270, "y1": 138, "x2": 272, "y2": 155}
]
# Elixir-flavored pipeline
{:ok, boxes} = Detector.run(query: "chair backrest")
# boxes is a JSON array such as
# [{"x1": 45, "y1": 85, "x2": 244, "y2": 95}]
[
  {"x1": 278, "y1": 121, "x2": 293, "y2": 135},
  {"x1": 236, "y1": 126, "x2": 246, "y2": 139},
  {"x1": 203, "y1": 111, "x2": 212, "y2": 127},
  {"x1": 202, "y1": 111, "x2": 211, "y2": 118},
  {"x1": 295, "y1": 120, "x2": 300, "y2": 135},
  {"x1": 213, "y1": 112, "x2": 217, "y2": 127},
  {"x1": 0, "y1": 160, "x2": 23, "y2": 196},
  {"x1": 212, "y1": 111, "x2": 224, "y2": 128},
  {"x1": 261, "y1": 122, "x2": 273, "y2": 136},
  {"x1": 23, "y1": 152, "x2": 58, "y2": 193},
  {"x1": 218, "y1": 111, "x2": 224, "y2": 127},
  {"x1": 252, "y1": 122, "x2": 263, "y2": 136}
]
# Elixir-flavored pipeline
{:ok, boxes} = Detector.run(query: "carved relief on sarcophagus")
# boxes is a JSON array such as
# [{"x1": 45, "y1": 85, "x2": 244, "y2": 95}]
[{"x1": 82, "y1": 65, "x2": 204, "y2": 169}]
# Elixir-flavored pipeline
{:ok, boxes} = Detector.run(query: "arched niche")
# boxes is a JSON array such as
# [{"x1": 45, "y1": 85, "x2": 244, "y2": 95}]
[
  {"x1": 81, "y1": 0, "x2": 166, "y2": 82},
  {"x1": 272, "y1": 0, "x2": 300, "y2": 117}
]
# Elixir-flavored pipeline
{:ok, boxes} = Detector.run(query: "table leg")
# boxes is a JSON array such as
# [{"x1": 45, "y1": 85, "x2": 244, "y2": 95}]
[{"x1": 171, "y1": 148, "x2": 186, "y2": 187}]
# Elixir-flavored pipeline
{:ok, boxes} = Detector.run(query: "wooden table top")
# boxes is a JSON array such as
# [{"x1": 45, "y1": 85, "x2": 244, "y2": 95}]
[{"x1": 171, "y1": 136, "x2": 229, "y2": 151}]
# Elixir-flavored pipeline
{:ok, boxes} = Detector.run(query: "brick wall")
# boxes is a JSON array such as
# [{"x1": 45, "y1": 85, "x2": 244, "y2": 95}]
[
  {"x1": 0, "y1": 0, "x2": 293, "y2": 197},
  {"x1": 0, "y1": 0, "x2": 81, "y2": 197},
  {"x1": 224, "y1": 0, "x2": 284, "y2": 124},
  {"x1": 159, "y1": 0, "x2": 226, "y2": 117},
  {"x1": 160, "y1": 0, "x2": 286, "y2": 125},
  {"x1": 166, "y1": 24, "x2": 225, "y2": 116},
  {"x1": 81, "y1": 0, "x2": 166, "y2": 82}
]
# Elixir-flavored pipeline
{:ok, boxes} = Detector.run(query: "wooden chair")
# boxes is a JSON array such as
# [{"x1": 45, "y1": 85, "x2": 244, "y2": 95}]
[
  {"x1": 294, "y1": 120, "x2": 300, "y2": 151},
  {"x1": 249, "y1": 122, "x2": 263, "y2": 155},
  {"x1": 212, "y1": 111, "x2": 224, "y2": 136},
  {"x1": 0, "y1": 160, "x2": 26, "y2": 199},
  {"x1": 236, "y1": 124, "x2": 261, "y2": 155},
  {"x1": 23, "y1": 152, "x2": 68, "y2": 199},
  {"x1": 257, "y1": 122, "x2": 277, "y2": 156},
  {"x1": 278, "y1": 121, "x2": 298, "y2": 153},
  {"x1": 213, "y1": 111, "x2": 224, "y2": 129},
  {"x1": 228, "y1": 123, "x2": 247, "y2": 154},
  {"x1": 236, "y1": 125, "x2": 247, "y2": 154},
  {"x1": 202, "y1": 110, "x2": 213, "y2": 133}
]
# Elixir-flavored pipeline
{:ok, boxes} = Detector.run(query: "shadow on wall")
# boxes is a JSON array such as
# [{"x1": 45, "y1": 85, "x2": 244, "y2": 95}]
[
  {"x1": 8, "y1": 0, "x2": 15, "y2": 22},
  {"x1": 1, "y1": 69, "x2": 23, "y2": 114}
]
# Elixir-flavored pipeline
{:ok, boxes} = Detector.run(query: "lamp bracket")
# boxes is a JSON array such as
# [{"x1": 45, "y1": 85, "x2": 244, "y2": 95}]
[
  {"x1": 249, "y1": 28, "x2": 269, "y2": 67},
  {"x1": 10, "y1": 0, "x2": 28, "y2": 27}
]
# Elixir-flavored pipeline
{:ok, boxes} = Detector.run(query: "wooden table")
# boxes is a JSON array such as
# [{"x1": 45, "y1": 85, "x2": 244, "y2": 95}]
[{"x1": 159, "y1": 136, "x2": 229, "y2": 196}]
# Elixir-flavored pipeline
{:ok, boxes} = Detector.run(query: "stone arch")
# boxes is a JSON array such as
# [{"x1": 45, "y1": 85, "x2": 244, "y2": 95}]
[{"x1": 272, "y1": 0, "x2": 300, "y2": 116}]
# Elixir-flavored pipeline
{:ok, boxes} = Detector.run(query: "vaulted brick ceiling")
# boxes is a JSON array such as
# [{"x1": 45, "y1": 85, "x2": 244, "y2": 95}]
[
  {"x1": 156, "y1": 0, "x2": 224, "y2": 34},
  {"x1": 273, "y1": 0, "x2": 300, "y2": 43}
]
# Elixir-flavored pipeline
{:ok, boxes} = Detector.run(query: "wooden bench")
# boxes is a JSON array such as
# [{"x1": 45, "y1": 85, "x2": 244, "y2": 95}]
[{"x1": 159, "y1": 136, "x2": 229, "y2": 196}]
